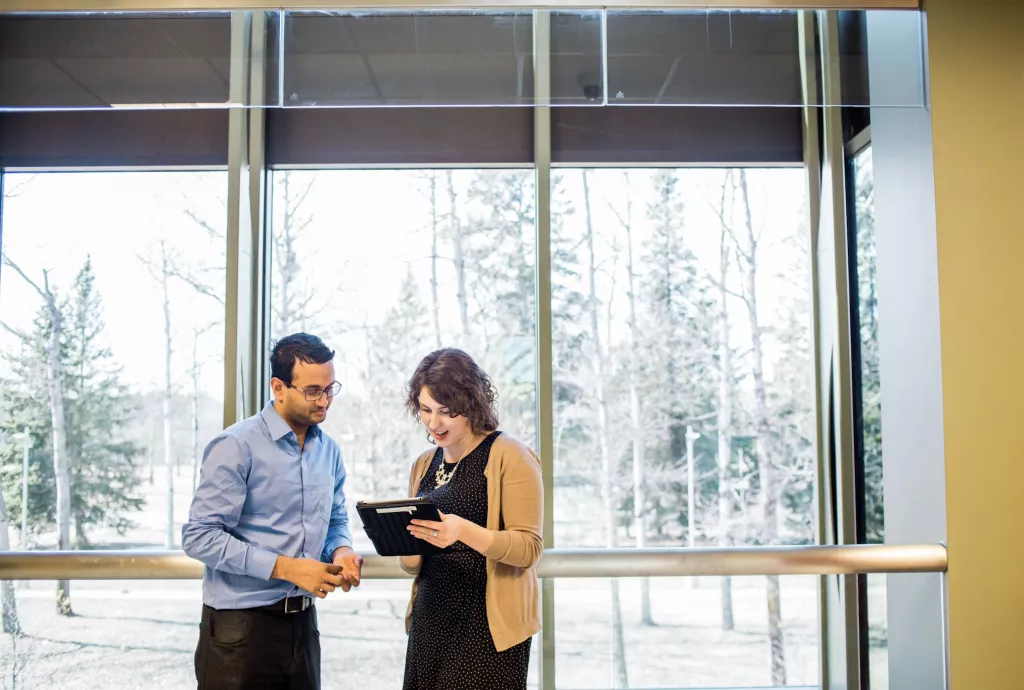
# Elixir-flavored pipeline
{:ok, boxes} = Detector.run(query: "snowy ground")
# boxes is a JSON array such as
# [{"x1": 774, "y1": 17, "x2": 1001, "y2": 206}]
[
  {"x1": 1, "y1": 575, "x2": 890, "y2": 690},
  {"x1": 1, "y1": 473, "x2": 889, "y2": 689}
]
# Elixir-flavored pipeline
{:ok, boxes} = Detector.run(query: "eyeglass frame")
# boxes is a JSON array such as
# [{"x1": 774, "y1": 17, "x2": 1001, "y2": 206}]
[{"x1": 283, "y1": 380, "x2": 342, "y2": 402}]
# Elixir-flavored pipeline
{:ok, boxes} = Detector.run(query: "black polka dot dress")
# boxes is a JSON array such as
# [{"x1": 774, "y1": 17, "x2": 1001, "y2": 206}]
[{"x1": 403, "y1": 430, "x2": 532, "y2": 690}]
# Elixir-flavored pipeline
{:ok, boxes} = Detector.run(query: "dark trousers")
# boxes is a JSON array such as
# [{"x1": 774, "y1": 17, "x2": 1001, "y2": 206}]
[{"x1": 195, "y1": 601, "x2": 320, "y2": 690}]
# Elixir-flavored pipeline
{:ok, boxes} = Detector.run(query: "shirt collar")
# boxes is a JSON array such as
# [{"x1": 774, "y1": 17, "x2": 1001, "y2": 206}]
[{"x1": 260, "y1": 400, "x2": 321, "y2": 442}]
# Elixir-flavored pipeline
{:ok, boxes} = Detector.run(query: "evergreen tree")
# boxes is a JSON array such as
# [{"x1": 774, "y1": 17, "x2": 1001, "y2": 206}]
[
  {"x1": 549, "y1": 172, "x2": 590, "y2": 482},
  {"x1": 0, "y1": 259, "x2": 143, "y2": 549},
  {"x1": 465, "y1": 171, "x2": 537, "y2": 444},
  {"x1": 356, "y1": 268, "x2": 432, "y2": 499},
  {"x1": 63, "y1": 258, "x2": 144, "y2": 544},
  {"x1": 0, "y1": 309, "x2": 57, "y2": 540},
  {"x1": 638, "y1": 171, "x2": 718, "y2": 544}
]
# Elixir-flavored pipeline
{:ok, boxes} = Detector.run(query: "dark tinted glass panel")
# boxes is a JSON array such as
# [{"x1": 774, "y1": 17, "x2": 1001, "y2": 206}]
[
  {"x1": 0, "y1": 13, "x2": 231, "y2": 110},
  {"x1": 277, "y1": 10, "x2": 602, "y2": 107}
]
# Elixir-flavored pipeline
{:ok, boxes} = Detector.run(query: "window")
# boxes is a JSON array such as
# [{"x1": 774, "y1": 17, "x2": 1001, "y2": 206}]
[
  {"x1": 267, "y1": 168, "x2": 539, "y2": 688},
  {"x1": 0, "y1": 171, "x2": 226, "y2": 681},
  {"x1": 0, "y1": 171, "x2": 228, "y2": 552},
  {"x1": 268, "y1": 168, "x2": 537, "y2": 508},
  {"x1": 551, "y1": 167, "x2": 817, "y2": 687}
]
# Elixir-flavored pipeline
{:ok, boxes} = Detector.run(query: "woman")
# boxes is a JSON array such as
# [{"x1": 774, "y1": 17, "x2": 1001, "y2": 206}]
[{"x1": 400, "y1": 347, "x2": 543, "y2": 690}]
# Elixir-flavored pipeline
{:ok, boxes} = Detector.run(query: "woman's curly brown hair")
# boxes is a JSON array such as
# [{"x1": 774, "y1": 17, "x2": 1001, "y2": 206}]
[{"x1": 406, "y1": 348, "x2": 499, "y2": 435}]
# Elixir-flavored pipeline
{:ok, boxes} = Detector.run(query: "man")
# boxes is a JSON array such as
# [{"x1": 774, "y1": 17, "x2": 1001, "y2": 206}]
[{"x1": 182, "y1": 333, "x2": 363, "y2": 690}]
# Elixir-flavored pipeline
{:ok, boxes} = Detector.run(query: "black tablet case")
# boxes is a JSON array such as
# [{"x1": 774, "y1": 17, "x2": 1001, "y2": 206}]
[{"x1": 356, "y1": 497, "x2": 444, "y2": 556}]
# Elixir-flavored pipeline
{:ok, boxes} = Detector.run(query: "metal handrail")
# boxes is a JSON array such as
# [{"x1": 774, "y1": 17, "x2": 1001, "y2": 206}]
[{"x1": 0, "y1": 543, "x2": 946, "y2": 580}]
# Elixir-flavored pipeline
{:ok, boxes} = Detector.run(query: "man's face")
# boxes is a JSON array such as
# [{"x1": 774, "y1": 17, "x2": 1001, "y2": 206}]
[{"x1": 273, "y1": 359, "x2": 337, "y2": 428}]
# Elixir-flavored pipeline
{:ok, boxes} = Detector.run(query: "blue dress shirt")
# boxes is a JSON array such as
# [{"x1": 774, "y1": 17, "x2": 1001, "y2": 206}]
[{"x1": 182, "y1": 400, "x2": 352, "y2": 609}]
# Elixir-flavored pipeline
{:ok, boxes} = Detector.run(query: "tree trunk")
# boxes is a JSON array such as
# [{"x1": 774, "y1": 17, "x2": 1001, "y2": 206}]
[
  {"x1": 275, "y1": 173, "x2": 297, "y2": 335},
  {"x1": 429, "y1": 173, "x2": 442, "y2": 348},
  {"x1": 0, "y1": 483, "x2": 20, "y2": 634},
  {"x1": 447, "y1": 171, "x2": 470, "y2": 339},
  {"x1": 160, "y1": 245, "x2": 175, "y2": 550},
  {"x1": 717, "y1": 202, "x2": 736, "y2": 632},
  {"x1": 43, "y1": 275, "x2": 73, "y2": 616},
  {"x1": 582, "y1": 171, "x2": 629, "y2": 688},
  {"x1": 737, "y1": 169, "x2": 785, "y2": 683},
  {"x1": 272, "y1": 171, "x2": 317, "y2": 336},
  {"x1": 620, "y1": 175, "x2": 652, "y2": 626}
]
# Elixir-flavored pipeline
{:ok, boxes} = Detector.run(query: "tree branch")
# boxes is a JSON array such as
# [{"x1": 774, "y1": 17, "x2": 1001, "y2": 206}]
[
  {"x1": 168, "y1": 265, "x2": 225, "y2": 306},
  {"x1": 181, "y1": 207, "x2": 224, "y2": 242},
  {"x1": 1, "y1": 254, "x2": 48, "y2": 301},
  {"x1": 288, "y1": 175, "x2": 317, "y2": 213},
  {"x1": 0, "y1": 319, "x2": 33, "y2": 343},
  {"x1": 2, "y1": 174, "x2": 38, "y2": 199},
  {"x1": 693, "y1": 252, "x2": 746, "y2": 302}
]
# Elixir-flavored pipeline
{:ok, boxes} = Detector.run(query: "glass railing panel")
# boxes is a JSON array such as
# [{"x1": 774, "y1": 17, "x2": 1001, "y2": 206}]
[{"x1": 554, "y1": 575, "x2": 819, "y2": 689}]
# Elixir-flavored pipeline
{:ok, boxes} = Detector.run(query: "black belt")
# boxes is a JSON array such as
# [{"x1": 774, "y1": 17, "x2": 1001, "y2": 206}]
[{"x1": 256, "y1": 596, "x2": 313, "y2": 614}]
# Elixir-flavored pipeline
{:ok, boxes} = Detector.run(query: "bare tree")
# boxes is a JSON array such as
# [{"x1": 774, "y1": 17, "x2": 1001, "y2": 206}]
[
  {"x1": 0, "y1": 256, "x2": 73, "y2": 616},
  {"x1": 607, "y1": 173, "x2": 654, "y2": 626},
  {"x1": 272, "y1": 172, "x2": 320, "y2": 334},
  {"x1": 731, "y1": 170, "x2": 786, "y2": 683},
  {"x1": 446, "y1": 171, "x2": 471, "y2": 339},
  {"x1": 581, "y1": 171, "x2": 629, "y2": 687},
  {"x1": 428, "y1": 173, "x2": 443, "y2": 348},
  {"x1": 189, "y1": 323, "x2": 218, "y2": 493},
  {"x1": 138, "y1": 242, "x2": 176, "y2": 550},
  {"x1": 716, "y1": 183, "x2": 736, "y2": 632}
]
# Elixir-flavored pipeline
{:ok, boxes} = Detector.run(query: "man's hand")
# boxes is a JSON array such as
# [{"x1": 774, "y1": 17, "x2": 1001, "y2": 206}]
[
  {"x1": 271, "y1": 556, "x2": 344, "y2": 598},
  {"x1": 332, "y1": 546, "x2": 364, "y2": 592}
]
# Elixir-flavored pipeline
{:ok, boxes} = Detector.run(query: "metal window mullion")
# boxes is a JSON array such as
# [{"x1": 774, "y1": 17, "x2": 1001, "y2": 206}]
[
  {"x1": 797, "y1": 11, "x2": 830, "y2": 690},
  {"x1": 817, "y1": 9, "x2": 862, "y2": 690},
  {"x1": 224, "y1": 10, "x2": 263, "y2": 428},
  {"x1": 533, "y1": 9, "x2": 555, "y2": 690},
  {"x1": 248, "y1": 11, "x2": 270, "y2": 407}
]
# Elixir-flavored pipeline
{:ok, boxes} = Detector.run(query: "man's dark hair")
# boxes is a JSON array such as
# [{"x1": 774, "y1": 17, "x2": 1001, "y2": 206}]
[
  {"x1": 405, "y1": 348, "x2": 499, "y2": 435},
  {"x1": 270, "y1": 333, "x2": 335, "y2": 384}
]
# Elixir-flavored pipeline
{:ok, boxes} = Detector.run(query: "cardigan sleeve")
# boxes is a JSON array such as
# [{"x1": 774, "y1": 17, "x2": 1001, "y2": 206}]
[{"x1": 483, "y1": 444, "x2": 544, "y2": 568}]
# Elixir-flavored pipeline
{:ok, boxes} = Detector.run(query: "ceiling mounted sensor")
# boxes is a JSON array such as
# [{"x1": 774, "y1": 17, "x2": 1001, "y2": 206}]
[{"x1": 577, "y1": 71, "x2": 602, "y2": 103}]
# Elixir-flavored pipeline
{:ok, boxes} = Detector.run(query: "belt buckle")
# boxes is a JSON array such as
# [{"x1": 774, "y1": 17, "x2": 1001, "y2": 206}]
[{"x1": 284, "y1": 596, "x2": 308, "y2": 614}]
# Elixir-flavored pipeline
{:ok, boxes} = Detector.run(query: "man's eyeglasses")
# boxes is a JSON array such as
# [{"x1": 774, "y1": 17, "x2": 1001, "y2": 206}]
[{"x1": 285, "y1": 381, "x2": 342, "y2": 402}]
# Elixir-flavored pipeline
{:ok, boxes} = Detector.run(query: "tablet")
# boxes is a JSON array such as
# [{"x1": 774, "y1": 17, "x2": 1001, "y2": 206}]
[{"x1": 356, "y1": 497, "x2": 444, "y2": 556}]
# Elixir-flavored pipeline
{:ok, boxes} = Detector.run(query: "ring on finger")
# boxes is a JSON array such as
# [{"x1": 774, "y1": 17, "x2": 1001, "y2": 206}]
[{"x1": 432, "y1": 529, "x2": 438, "y2": 537}]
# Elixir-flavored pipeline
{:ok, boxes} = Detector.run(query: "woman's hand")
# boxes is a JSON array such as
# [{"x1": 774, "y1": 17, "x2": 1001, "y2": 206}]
[{"x1": 408, "y1": 511, "x2": 464, "y2": 549}]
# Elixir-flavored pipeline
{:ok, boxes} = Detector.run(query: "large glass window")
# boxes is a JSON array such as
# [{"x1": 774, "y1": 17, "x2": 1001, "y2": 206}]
[
  {"x1": 0, "y1": 171, "x2": 226, "y2": 678},
  {"x1": 267, "y1": 168, "x2": 540, "y2": 689},
  {"x1": 0, "y1": 171, "x2": 228, "y2": 553},
  {"x1": 551, "y1": 167, "x2": 817, "y2": 687},
  {"x1": 268, "y1": 168, "x2": 537, "y2": 513}
]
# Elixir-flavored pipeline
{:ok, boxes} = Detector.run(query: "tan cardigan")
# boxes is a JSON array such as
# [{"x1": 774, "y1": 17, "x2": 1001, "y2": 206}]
[{"x1": 400, "y1": 432, "x2": 543, "y2": 652}]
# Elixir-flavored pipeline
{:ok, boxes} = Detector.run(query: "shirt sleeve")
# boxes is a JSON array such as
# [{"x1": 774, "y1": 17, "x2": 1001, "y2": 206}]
[
  {"x1": 321, "y1": 447, "x2": 353, "y2": 562},
  {"x1": 181, "y1": 435, "x2": 279, "y2": 580}
]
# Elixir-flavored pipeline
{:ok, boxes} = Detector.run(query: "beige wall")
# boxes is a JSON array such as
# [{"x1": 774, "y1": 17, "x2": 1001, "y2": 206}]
[{"x1": 926, "y1": 0, "x2": 1024, "y2": 686}]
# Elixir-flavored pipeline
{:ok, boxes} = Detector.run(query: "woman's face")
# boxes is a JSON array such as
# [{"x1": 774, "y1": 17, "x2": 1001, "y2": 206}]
[{"x1": 418, "y1": 386, "x2": 473, "y2": 449}]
